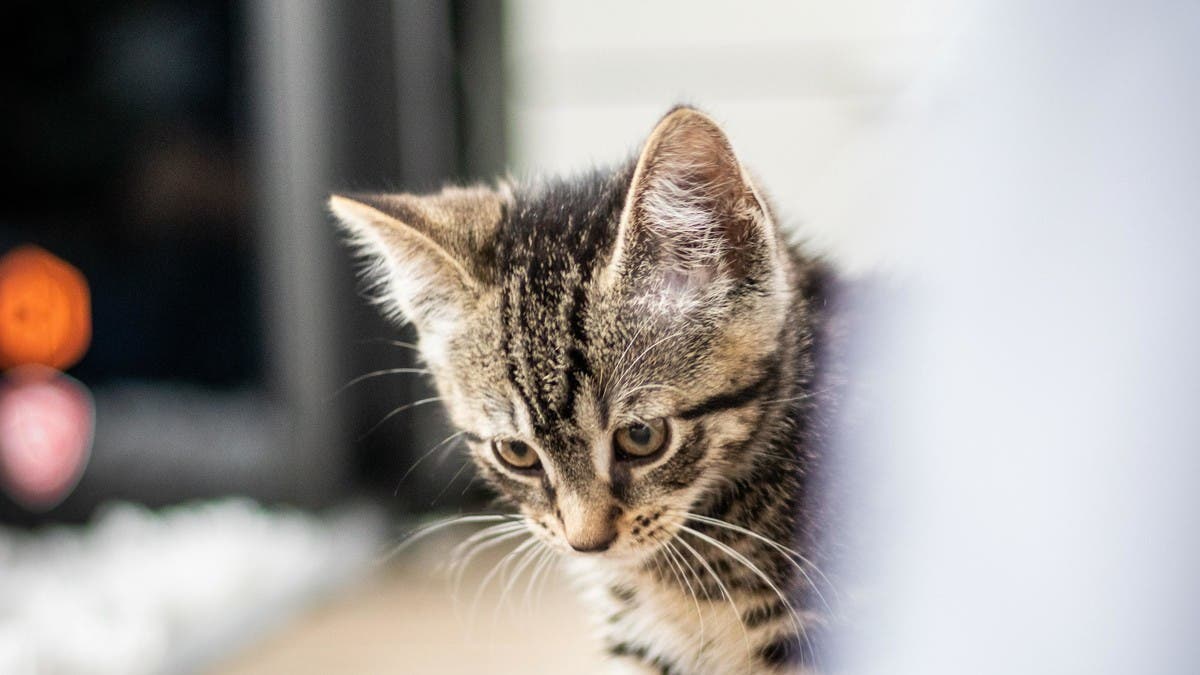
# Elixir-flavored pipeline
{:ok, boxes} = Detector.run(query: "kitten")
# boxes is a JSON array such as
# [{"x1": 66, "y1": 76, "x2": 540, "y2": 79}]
[{"x1": 330, "y1": 106, "x2": 840, "y2": 674}]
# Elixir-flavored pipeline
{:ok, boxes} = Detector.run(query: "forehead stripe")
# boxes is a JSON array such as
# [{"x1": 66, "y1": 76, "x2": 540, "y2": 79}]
[
  {"x1": 498, "y1": 244, "x2": 544, "y2": 433},
  {"x1": 495, "y1": 176, "x2": 623, "y2": 431}
]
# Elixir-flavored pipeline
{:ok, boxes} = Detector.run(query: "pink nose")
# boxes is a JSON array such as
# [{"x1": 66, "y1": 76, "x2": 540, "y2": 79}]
[{"x1": 568, "y1": 530, "x2": 617, "y2": 553}]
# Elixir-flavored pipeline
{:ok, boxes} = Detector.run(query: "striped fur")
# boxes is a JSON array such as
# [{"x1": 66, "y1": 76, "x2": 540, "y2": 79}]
[{"x1": 331, "y1": 107, "x2": 841, "y2": 674}]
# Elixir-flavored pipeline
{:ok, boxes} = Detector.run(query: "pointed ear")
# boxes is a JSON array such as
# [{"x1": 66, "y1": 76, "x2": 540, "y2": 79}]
[
  {"x1": 608, "y1": 107, "x2": 777, "y2": 291},
  {"x1": 328, "y1": 186, "x2": 502, "y2": 329}
]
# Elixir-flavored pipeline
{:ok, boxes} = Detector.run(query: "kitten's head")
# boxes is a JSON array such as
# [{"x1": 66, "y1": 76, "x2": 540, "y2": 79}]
[{"x1": 332, "y1": 107, "x2": 796, "y2": 561}]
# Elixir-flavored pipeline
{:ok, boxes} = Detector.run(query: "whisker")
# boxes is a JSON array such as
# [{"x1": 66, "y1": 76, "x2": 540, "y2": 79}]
[
  {"x1": 682, "y1": 513, "x2": 837, "y2": 614},
  {"x1": 678, "y1": 525, "x2": 814, "y2": 664},
  {"x1": 757, "y1": 395, "x2": 813, "y2": 406},
  {"x1": 393, "y1": 430, "x2": 467, "y2": 495},
  {"x1": 534, "y1": 547, "x2": 560, "y2": 611},
  {"x1": 450, "y1": 521, "x2": 526, "y2": 565},
  {"x1": 651, "y1": 548, "x2": 706, "y2": 656},
  {"x1": 601, "y1": 320, "x2": 649, "y2": 398},
  {"x1": 494, "y1": 540, "x2": 545, "y2": 622},
  {"x1": 668, "y1": 540, "x2": 716, "y2": 657},
  {"x1": 470, "y1": 537, "x2": 537, "y2": 626},
  {"x1": 663, "y1": 541, "x2": 706, "y2": 647},
  {"x1": 430, "y1": 459, "x2": 473, "y2": 507},
  {"x1": 521, "y1": 545, "x2": 556, "y2": 615},
  {"x1": 449, "y1": 523, "x2": 528, "y2": 595},
  {"x1": 672, "y1": 531, "x2": 753, "y2": 672},
  {"x1": 378, "y1": 513, "x2": 518, "y2": 563},
  {"x1": 356, "y1": 337, "x2": 421, "y2": 352},
  {"x1": 328, "y1": 367, "x2": 431, "y2": 401},
  {"x1": 611, "y1": 328, "x2": 688, "y2": 394},
  {"x1": 627, "y1": 328, "x2": 688, "y2": 371},
  {"x1": 359, "y1": 396, "x2": 444, "y2": 441},
  {"x1": 757, "y1": 384, "x2": 838, "y2": 407},
  {"x1": 460, "y1": 475, "x2": 483, "y2": 496},
  {"x1": 648, "y1": 546, "x2": 669, "y2": 594}
]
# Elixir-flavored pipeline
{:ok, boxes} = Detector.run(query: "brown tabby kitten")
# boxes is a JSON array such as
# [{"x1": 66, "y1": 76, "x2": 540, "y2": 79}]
[{"x1": 330, "y1": 107, "x2": 839, "y2": 674}]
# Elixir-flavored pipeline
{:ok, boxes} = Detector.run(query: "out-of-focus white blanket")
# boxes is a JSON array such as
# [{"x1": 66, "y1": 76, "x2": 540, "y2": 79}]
[{"x1": 0, "y1": 499, "x2": 382, "y2": 675}]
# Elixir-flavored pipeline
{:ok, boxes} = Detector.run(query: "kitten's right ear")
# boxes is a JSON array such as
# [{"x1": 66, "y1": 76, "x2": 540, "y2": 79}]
[{"x1": 328, "y1": 187, "x2": 501, "y2": 330}]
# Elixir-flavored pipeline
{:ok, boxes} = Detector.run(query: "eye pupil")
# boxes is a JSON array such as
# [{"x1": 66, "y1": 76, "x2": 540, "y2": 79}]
[
  {"x1": 627, "y1": 423, "x2": 651, "y2": 445},
  {"x1": 614, "y1": 418, "x2": 668, "y2": 459}
]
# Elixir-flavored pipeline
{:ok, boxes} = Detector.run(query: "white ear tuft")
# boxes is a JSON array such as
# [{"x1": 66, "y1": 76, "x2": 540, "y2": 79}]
[{"x1": 610, "y1": 107, "x2": 776, "y2": 289}]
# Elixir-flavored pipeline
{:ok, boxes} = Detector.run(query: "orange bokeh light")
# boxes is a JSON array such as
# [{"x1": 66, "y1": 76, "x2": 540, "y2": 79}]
[{"x1": 0, "y1": 246, "x2": 92, "y2": 371}]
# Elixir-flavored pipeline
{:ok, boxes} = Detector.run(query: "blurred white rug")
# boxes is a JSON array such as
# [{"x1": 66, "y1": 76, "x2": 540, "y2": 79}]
[{"x1": 0, "y1": 499, "x2": 383, "y2": 675}]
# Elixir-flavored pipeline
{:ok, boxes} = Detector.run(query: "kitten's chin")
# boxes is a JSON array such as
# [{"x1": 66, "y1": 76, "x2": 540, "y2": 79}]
[
  {"x1": 595, "y1": 540, "x2": 673, "y2": 568},
  {"x1": 571, "y1": 551, "x2": 644, "y2": 570}
]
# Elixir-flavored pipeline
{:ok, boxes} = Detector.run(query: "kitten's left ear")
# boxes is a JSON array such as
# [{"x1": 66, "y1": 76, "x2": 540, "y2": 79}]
[{"x1": 608, "y1": 106, "x2": 779, "y2": 289}]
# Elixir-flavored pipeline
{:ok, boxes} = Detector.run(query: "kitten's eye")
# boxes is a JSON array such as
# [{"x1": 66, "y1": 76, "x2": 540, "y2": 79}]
[
  {"x1": 614, "y1": 419, "x2": 669, "y2": 460},
  {"x1": 493, "y1": 439, "x2": 541, "y2": 470}
]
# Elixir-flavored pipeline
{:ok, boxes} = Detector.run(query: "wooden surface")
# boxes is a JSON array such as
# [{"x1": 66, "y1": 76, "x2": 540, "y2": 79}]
[{"x1": 213, "y1": 534, "x2": 608, "y2": 675}]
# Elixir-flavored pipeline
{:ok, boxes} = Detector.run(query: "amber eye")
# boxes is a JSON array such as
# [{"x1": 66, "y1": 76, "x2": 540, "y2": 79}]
[
  {"x1": 493, "y1": 439, "x2": 541, "y2": 470},
  {"x1": 614, "y1": 418, "x2": 669, "y2": 459}
]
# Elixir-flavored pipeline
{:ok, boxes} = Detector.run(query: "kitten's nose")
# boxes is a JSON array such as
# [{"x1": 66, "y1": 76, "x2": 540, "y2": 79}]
[
  {"x1": 559, "y1": 491, "x2": 618, "y2": 553},
  {"x1": 569, "y1": 530, "x2": 617, "y2": 553}
]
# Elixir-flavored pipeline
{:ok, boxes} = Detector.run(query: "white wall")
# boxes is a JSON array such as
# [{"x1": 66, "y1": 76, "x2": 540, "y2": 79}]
[{"x1": 504, "y1": 0, "x2": 962, "y2": 270}]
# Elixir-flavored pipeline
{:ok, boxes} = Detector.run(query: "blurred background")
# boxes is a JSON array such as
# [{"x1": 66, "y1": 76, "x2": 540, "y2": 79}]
[
  {"x1": 0, "y1": 1, "x2": 955, "y2": 670},
  {"x1": 3, "y1": 1, "x2": 1197, "y2": 674}
]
